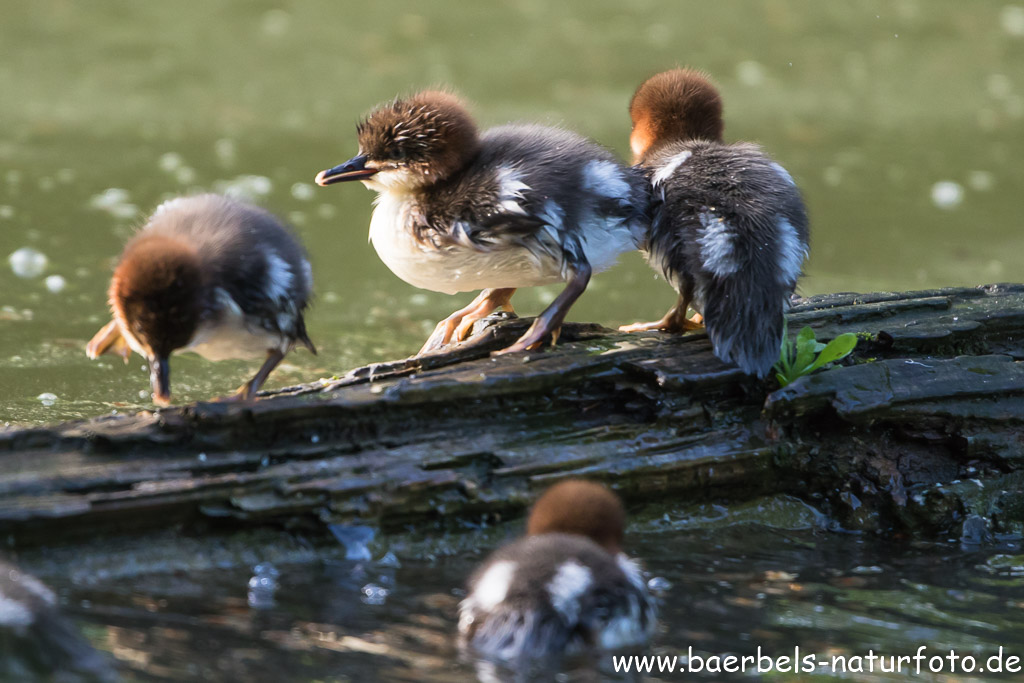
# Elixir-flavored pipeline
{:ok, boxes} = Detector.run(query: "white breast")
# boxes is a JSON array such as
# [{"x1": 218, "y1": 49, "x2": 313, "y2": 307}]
[
  {"x1": 185, "y1": 289, "x2": 289, "y2": 361},
  {"x1": 368, "y1": 191, "x2": 564, "y2": 295}
]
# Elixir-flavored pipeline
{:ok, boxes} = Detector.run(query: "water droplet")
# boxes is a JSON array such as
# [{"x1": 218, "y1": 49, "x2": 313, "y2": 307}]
[{"x1": 37, "y1": 392, "x2": 58, "y2": 406}]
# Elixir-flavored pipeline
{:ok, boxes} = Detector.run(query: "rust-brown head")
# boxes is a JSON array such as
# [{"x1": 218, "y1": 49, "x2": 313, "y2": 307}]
[
  {"x1": 109, "y1": 234, "x2": 204, "y2": 405},
  {"x1": 629, "y1": 68, "x2": 724, "y2": 164},
  {"x1": 526, "y1": 480, "x2": 626, "y2": 554},
  {"x1": 315, "y1": 90, "x2": 479, "y2": 193}
]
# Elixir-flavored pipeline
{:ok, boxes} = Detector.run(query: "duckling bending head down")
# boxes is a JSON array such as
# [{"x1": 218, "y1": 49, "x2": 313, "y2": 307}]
[
  {"x1": 315, "y1": 90, "x2": 649, "y2": 355},
  {"x1": 86, "y1": 194, "x2": 316, "y2": 405},
  {"x1": 622, "y1": 69, "x2": 810, "y2": 378},
  {"x1": 458, "y1": 480, "x2": 656, "y2": 664}
]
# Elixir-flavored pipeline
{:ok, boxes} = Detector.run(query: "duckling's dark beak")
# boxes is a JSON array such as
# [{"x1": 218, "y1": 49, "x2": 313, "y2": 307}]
[
  {"x1": 315, "y1": 155, "x2": 378, "y2": 186},
  {"x1": 149, "y1": 355, "x2": 171, "y2": 407}
]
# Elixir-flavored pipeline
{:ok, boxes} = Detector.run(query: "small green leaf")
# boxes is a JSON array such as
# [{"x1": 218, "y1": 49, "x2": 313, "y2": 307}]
[
  {"x1": 807, "y1": 333, "x2": 858, "y2": 372},
  {"x1": 793, "y1": 327, "x2": 819, "y2": 373},
  {"x1": 775, "y1": 372, "x2": 791, "y2": 388}
]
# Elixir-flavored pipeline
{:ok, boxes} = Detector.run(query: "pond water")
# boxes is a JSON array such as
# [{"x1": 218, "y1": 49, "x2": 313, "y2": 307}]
[
  {"x1": 2, "y1": 1, "x2": 1023, "y2": 681},
  {"x1": 27, "y1": 497, "x2": 1024, "y2": 681}
]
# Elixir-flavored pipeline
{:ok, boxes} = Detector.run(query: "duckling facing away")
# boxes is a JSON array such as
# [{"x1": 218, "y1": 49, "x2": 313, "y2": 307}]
[
  {"x1": 621, "y1": 69, "x2": 810, "y2": 378},
  {"x1": 315, "y1": 90, "x2": 649, "y2": 355},
  {"x1": 86, "y1": 194, "x2": 316, "y2": 405},
  {"x1": 458, "y1": 480, "x2": 656, "y2": 664}
]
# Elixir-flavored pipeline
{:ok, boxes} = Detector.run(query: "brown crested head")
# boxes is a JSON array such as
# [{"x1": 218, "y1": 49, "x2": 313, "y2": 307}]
[
  {"x1": 109, "y1": 234, "x2": 203, "y2": 361},
  {"x1": 356, "y1": 90, "x2": 479, "y2": 188},
  {"x1": 526, "y1": 480, "x2": 626, "y2": 553},
  {"x1": 629, "y1": 68, "x2": 724, "y2": 163}
]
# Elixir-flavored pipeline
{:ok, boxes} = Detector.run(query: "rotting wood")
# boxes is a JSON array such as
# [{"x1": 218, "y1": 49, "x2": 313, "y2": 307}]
[{"x1": 1, "y1": 284, "x2": 1023, "y2": 550}]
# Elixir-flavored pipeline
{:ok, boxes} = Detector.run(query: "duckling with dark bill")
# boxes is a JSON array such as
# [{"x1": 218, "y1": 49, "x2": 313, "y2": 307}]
[
  {"x1": 86, "y1": 194, "x2": 316, "y2": 405},
  {"x1": 315, "y1": 90, "x2": 649, "y2": 355}
]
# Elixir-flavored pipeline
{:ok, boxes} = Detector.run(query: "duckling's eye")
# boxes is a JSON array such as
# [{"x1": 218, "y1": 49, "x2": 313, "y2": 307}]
[{"x1": 385, "y1": 146, "x2": 406, "y2": 161}]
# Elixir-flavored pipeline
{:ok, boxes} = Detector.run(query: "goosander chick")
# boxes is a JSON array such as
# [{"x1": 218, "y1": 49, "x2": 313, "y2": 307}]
[
  {"x1": 315, "y1": 90, "x2": 648, "y2": 355},
  {"x1": 458, "y1": 480, "x2": 656, "y2": 663},
  {"x1": 86, "y1": 194, "x2": 316, "y2": 405},
  {"x1": 620, "y1": 69, "x2": 810, "y2": 377}
]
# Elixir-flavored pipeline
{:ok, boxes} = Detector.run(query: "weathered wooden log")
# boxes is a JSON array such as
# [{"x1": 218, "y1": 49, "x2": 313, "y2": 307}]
[{"x1": 1, "y1": 284, "x2": 1022, "y2": 554}]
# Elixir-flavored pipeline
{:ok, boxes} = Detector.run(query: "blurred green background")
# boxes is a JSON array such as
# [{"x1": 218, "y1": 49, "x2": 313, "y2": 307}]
[{"x1": 2, "y1": 0, "x2": 1022, "y2": 423}]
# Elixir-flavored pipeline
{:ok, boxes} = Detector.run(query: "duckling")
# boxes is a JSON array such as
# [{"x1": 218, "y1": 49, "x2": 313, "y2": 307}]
[
  {"x1": 86, "y1": 194, "x2": 316, "y2": 405},
  {"x1": 620, "y1": 69, "x2": 809, "y2": 377},
  {"x1": 315, "y1": 90, "x2": 648, "y2": 355},
  {"x1": 458, "y1": 480, "x2": 656, "y2": 663}
]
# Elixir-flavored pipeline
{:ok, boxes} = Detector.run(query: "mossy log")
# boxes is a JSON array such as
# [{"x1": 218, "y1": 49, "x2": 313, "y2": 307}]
[{"x1": 2, "y1": 284, "x2": 1023, "y2": 552}]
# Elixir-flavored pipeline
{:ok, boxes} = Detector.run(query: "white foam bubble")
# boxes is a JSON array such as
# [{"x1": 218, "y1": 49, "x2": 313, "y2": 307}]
[
  {"x1": 1001, "y1": 5, "x2": 1024, "y2": 36},
  {"x1": 290, "y1": 182, "x2": 315, "y2": 201},
  {"x1": 736, "y1": 60, "x2": 766, "y2": 86},
  {"x1": 37, "y1": 392, "x2": 58, "y2": 406},
  {"x1": 967, "y1": 170, "x2": 995, "y2": 192},
  {"x1": 44, "y1": 275, "x2": 66, "y2": 293},
  {"x1": 159, "y1": 152, "x2": 184, "y2": 172},
  {"x1": 931, "y1": 181, "x2": 964, "y2": 210},
  {"x1": 8, "y1": 248, "x2": 48, "y2": 278}
]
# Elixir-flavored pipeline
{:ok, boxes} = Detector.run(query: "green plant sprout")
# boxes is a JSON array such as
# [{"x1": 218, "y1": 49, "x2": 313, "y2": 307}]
[{"x1": 774, "y1": 324, "x2": 858, "y2": 387}]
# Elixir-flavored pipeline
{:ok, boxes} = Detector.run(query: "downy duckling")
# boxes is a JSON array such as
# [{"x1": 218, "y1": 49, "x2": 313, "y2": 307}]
[
  {"x1": 621, "y1": 69, "x2": 809, "y2": 377},
  {"x1": 458, "y1": 480, "x2": 656, "y2": 663},
  {"x1": 315, "y1": 90, "x2": 649, "y2": 355},
  {"x1": 87, "y1": 194, "x2": 316, "y2": 404}
]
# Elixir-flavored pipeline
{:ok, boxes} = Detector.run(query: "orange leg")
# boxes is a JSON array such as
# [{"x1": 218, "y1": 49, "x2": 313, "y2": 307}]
[
  {"x1": 217, "y1": 349, "x2": 286, "y2": 402},
  {"x1": 494, "y1": 262, "x2": 590, "y2": 355},
  {"x1": 619, "y1": 296, "x2": 704, "y2": 334},
  {"x1": 418, "y1": 288, "x2": 517, "y2": 355},
  {"x1": 86, "y1": 319, "x2": 132, "y2": 362}
]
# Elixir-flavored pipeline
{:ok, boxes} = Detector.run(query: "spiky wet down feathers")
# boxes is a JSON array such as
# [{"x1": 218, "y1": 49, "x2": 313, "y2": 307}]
[{"x1": 628, "y1": 69, "x2": 810, "y2": 378}]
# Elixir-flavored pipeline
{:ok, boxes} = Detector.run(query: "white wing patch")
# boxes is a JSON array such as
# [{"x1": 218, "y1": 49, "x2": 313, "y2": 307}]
[
  {"x1": 652, "y1": 150, "x2": 693, "y2": 186},
  {"x1": 546, "y1": 560, "x2": 593, "y2": 623},
  {"x1": 697, "y1": 210, "x2": 739, "y2": 277},
  {"x1": 495, "y1": 166, "x2": 530, "y2": 216},
  {"x1": 582, "y1": 160, "x2": 631, "y2": 200},
  {"x1": 469, "y1": 560, "x2": 517, "y2": 613},
  {"x1": 264, "y1": 252, "x2": 294, "y2": 301},
  {"x1": 776, "y1": 217, "x2": 807, "y2": 285}
]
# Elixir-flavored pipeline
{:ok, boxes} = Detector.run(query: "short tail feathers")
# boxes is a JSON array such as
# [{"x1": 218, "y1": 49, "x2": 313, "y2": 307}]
[{"x1": 701, "y1": 279, "x2": 787, "y2": 379}]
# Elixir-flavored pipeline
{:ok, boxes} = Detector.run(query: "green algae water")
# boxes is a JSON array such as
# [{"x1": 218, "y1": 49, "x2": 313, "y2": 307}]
[
  {"x1": 2, "y1": 1, "x2": 1022, "y2": 424},
  {"x1": 2, "y1": 2, "x2": 1023, "y2": 680}
]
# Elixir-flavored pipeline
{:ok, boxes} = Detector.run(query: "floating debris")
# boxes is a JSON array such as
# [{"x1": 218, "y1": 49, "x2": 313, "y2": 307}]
[
  {"x1": 8, "y1": 247, "x2": 48, "y2": 278},
  {"x1": 44, "y1": 275, "x2": 66, "y2": 293},
  {"x1": 930, "y1": 180, "x2": 964, "y2": 210}
]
